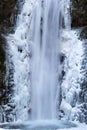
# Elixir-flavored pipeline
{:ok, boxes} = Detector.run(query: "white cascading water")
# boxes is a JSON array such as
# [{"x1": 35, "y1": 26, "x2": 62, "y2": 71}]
[
  {"x1": 31, "y1": 0, "x2": 60, "y2": 120},
  {"x1": 6, "y1": 0, "x2": 71, "y2": 121}
]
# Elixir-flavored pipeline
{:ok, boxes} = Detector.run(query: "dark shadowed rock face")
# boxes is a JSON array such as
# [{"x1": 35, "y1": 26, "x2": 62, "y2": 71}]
[
  {"x1": 0, "y1": 0, "x2": 18, "y2": 34},
  {"x1": 71, "y1": 0, "x2": 87, "y2": 28}
]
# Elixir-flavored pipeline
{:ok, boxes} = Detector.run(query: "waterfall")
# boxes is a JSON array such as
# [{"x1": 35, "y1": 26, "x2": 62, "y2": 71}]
[
  {"x1": 31, "y1": 0, "x2": 59, "y2": 120},
  {"x1": 6, "y1": 0, "x2": 71, "y2": 121}
]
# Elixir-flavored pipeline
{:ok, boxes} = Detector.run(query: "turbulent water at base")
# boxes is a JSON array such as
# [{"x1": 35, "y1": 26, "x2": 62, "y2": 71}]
[{"x1": 6, "y1": 0, "x2": 71, "y2": 121}]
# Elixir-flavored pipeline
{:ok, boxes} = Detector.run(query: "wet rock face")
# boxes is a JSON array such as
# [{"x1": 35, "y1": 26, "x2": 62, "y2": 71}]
[
  {"x1": 0, "y1": 43, "x2": 6, "y2": 101},
  {"x1": 0, "y1": 0, "x2": 18, "y2": 33},
  {"x1": 71, "y1": 0, "x2": 87, "y2": 27}
]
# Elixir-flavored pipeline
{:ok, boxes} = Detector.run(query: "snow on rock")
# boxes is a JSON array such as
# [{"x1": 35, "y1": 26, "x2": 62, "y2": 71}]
[{"x1": 60, "y1": 30, "x2": 84, "y2": 121}]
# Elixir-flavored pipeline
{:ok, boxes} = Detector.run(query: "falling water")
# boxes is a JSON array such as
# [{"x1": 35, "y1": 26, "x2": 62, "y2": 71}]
[
  {"x1": 31, "y1": 0, "x2": 60, "y2": 120},
  {"x1": 6, "y1": 0, "x2": 71, "y2": 121}
]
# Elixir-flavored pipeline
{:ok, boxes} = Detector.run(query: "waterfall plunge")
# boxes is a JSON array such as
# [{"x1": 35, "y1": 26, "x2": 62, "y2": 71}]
[
  {"x1": 6, "y1": 0, "x2": 71, "y2": 121},
  {"x1": 31, "y1": 0, "x2": 60, "y2": 120}
]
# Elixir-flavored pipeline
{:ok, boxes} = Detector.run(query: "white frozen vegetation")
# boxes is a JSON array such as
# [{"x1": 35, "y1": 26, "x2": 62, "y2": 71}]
[
  {"x1": 6, "y1": 0, "x2": 36, "y2": 121},
  {"x1": 60, "y1": 30, "x2": 84, "y2": 121}
]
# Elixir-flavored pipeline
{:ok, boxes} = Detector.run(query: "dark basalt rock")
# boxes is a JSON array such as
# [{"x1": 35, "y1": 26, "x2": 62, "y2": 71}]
[
  {"x1": 71, "y1": 0, "x2": 87, "y2": 27},
  {"x1": 80, "y1": 26, "x2": 87, "y2": 39},
  {"x1": 0, "y1": 0, "x2": 19, "y2": 35}
]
